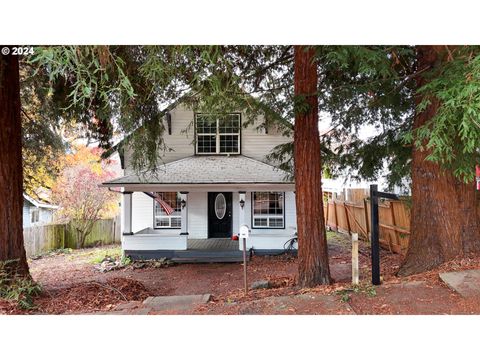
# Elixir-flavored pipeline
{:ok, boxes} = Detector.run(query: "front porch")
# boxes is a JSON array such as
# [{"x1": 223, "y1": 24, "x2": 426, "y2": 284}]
[
  {"x1": 125, "y1": 237, "x2": 246, "y2": 263},
  {"x1": 101, "y1": 156, "x2": 297, "y2": 261}
]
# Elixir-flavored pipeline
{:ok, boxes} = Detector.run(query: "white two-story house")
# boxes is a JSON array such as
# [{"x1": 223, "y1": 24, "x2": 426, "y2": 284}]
[{"x1": 101, "y1": 103, "x2": 296, "y2": 261}]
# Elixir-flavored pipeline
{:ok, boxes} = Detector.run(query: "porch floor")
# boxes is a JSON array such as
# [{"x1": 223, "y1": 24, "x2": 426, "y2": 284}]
[
  {"x1": 126, "y1": 237, "x2": 245, "y2": 263},
  {"x1": 172, "y1": 238, "x2": 243, "y2": 263},
  {"x1": 187, "y1": 238, "x2": 239, "y2": 251}
]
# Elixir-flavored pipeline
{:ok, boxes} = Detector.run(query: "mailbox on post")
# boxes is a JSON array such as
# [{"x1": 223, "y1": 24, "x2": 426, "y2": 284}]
[
  {"x1": 239, "y1": 224, "x2": 250, "y2": 295},
  {"x1": 239, "y1": 224, "x2": 250, "y2": 239}
]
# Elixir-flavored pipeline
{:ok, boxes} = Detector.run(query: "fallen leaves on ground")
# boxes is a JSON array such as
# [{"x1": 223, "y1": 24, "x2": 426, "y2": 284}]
[
  {"x1": 21, "y1": 233, "x2": 480, "y2": 315},
  {"x1": 0, "y1": 299, "x2": 24, "y2": 315},
  {"x1": 32, "y1": 277, "x2": 151, "y2": 314}
]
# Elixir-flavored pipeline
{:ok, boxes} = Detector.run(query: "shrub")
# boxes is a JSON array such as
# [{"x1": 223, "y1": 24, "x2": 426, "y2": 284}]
[{"x1": 0, "y1": 260, "x2": 42, "y2": 310}]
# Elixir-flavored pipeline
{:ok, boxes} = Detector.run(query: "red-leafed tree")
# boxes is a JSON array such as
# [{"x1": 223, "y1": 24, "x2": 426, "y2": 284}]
[{"x1": 52, "y1": 162, "x2": 118, "y2": 248}]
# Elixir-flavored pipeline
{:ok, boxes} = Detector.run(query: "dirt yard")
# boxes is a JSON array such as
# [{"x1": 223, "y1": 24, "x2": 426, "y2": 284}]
[{"x1": 2, "y1": 231, "x2": 480, "y2": 314}]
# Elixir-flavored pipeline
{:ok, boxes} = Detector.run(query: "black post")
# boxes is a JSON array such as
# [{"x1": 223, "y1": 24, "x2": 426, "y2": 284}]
[{"x1": 370, "y1": 184, "x2": 380, "y2": 285}]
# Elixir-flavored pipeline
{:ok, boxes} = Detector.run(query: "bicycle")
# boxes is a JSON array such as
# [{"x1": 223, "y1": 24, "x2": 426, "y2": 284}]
[{"x1": 283, "y1": 232, "x2": 298, "y2": 254}]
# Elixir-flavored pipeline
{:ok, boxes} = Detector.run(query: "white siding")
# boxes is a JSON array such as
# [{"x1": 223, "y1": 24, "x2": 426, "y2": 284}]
[
  {"x1": 39, "y1": 208, "x2": 54, "y2": 224},
  {"x1": 124, "y1": 104, "x2": 291, "y2": 172},
  {"x1": 123, "y1": 234, "x2": 187, "y2": 251},
  {"x1": 131, "y1": 192, "x2": 155, "y2": 233},
  {"x1": 158, "y1": 105, "x2": 196, "y2": 164},
  {"x1": 232, "y1": 192, "x2": 239, "y2": 235},
  {"x1": 23, "y1": 202, "x2": 31, "y2": 228},
  {"x1": 241, "y1": 114, "x2": 290, "y2": 163},
  {"x1": 187, "y1": 192, "x2": 208, "y2": 238}
]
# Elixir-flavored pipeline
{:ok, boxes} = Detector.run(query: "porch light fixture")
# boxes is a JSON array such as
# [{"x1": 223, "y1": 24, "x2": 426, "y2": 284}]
[
  {"x1": 181, "y1": 199, "x2": 187, "y2": 209},
  {"x1": 239, "y1": 199, "x2": 245, "y2": 209}
]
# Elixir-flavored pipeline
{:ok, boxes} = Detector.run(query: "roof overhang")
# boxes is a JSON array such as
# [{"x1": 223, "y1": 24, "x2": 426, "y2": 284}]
[
  {"x1": 102, "y1": 183, "x2": 295, "y2": 192},
  {"x1": 23, "y1": 193, "x2": 59, "y2": 209}
]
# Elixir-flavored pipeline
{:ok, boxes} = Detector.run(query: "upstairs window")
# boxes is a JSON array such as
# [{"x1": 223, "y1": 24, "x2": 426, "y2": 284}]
[
  {"x1": 252, "y1": 192, "x2": 285, "y2": 228},
  {"x1": 153, "y1": 192, "x2": 182, "y2": 228},
  {"x1": 195, "y1": 113, "x2": 241, "y2": 154}
]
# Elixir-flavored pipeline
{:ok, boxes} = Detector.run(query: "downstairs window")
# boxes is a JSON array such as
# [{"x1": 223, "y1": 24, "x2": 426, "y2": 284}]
[
  {"x1": 252, "y1": 192, "x2": 285, "y2": 228},
  {"x1": 153, "y1": 192, "x2": 182, "y2": 228}
]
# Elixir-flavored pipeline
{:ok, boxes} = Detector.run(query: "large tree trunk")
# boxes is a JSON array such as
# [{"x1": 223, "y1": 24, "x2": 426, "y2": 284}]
[
  {"x1": 398, "y1": 46, "x2": 480, "y2": 276},
  {"x1": 0, "y1": 53, "x2": 30, "y2": 277},
  {"x1": 294, "y1": 46, "x2": 331, "y2": 287}
]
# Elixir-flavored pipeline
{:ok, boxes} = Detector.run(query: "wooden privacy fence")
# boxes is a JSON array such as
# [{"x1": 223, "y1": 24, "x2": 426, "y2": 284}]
[
  {"x1": 324, "y1": 199, "x2": 411, "y2": 255},
  {"x1": 23, "y1": 217, "x2": 121, "y2": 257}
]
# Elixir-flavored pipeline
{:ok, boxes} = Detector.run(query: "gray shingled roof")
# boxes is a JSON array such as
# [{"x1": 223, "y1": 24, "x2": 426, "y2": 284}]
[{"x1": 101, "y1": 156, "x2": 293, "y2": 185}]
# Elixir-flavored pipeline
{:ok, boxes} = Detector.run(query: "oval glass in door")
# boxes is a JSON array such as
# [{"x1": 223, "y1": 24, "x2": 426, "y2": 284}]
[{"x1": 214, "y1": 193, "x2": 226, "y2": 219}]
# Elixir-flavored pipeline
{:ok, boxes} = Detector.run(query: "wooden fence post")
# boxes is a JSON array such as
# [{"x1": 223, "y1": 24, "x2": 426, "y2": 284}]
[
  {"x1": 345, "y1": 203, "x2": 351, "y2": 235},
  {"x1": 352, "y1": 232, "x2": 359, "y2": 285},
  {"x1": 113, "y1": 217, "x2": 116, "y2": 244},
  {"x1": 333, "y1": 201, "x2": 338, "y2": 232},
  {"x1": 390, "y1": 201, "x2": 400, "y2": 248},
  {"x1": 364, "y1": 198, "x2": 370, "y2": 241},
  {"x1": 325, "y1": 200, "x2": 329, "y2": 228}
]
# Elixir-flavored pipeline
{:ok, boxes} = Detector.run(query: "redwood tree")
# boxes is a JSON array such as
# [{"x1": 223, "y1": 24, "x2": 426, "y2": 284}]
[
  {"x1": 294, "y1": 46, "x2": 331, "y2": 287},
  {"x1": 0, "y1": 53, "x2": 29, "y2": 277},
  {"x1": 398, "y1": 46, "x2": 480, "y2": 275}
]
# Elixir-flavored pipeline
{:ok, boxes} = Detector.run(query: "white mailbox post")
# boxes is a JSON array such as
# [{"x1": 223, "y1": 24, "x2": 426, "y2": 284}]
[{"x1": 239, "y1": 224, "x2": 250, "y2": 295}]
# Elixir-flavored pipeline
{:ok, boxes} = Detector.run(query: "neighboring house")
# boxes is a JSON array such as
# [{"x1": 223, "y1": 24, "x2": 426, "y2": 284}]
[
  {"x1": 23, "y1": 193, "x2": 58, "y2": 228},
  {"x1": 102, "y1": 104, "x2": 296, "y2": 261},
  {"x1": 322, "y1": 175, "x2": 410, "y2": 203}
]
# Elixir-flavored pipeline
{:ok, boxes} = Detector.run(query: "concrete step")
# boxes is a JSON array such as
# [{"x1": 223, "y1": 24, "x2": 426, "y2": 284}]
[
  {"x1": 143, "y1": 294, "x2": 211, "y2": 312},
  {"x1": 172, "y1": 256, "x2": 245, "y2": 263},
  {"x1": 108, "y1": 294, "x2": 213, "y2": 314},
  {"x1": 175, "y1": 250, "x2": 244, "y2": 258}
]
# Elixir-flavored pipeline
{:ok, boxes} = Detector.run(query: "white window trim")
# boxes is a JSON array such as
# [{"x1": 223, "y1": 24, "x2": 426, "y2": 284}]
[
  {"x1": 154, "y1": 215, "x2": 182, "y2": 229},
  {"x1": 251, "y1": 192, "x2": 285, "y2": 229},
  {"x1": 195, "y1": 113, "x2": 241, "y2": 155},
  {"x1": 252, "y1": 215, "x2": 284, "y2": 228},
  {"x1": 153, "y1": 192, "x2": 182, "y2": 229}
]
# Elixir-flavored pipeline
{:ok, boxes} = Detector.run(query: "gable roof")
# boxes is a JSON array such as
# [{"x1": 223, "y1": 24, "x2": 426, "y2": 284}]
[
  {"x1": 100, "y1": 155, "x2": 293, "y2": 186},
  {"x1": 101, "y1": 95, "x2": 185, "y2": 164},
  {"x1": 101, "y1": 87, "x2": 293, "y2": 167},
  {"x1": 23, "y1": 193, "x2": 58, "y2": 209}
]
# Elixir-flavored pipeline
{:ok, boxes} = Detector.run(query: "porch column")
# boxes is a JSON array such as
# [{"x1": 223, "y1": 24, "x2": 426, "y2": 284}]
[
  {"x1": 180, "y1": 192, "x2": 189, "y2": 236},
  {"x1": 238, "y1": 191, "x2": 246, "y2": 229},
  {"x1": 122, "y1": 191, "x2": 133, "y2": 235}
]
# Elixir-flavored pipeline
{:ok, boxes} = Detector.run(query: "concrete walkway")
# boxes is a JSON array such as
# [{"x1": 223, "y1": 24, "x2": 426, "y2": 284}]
[
  {"x1": 440, "y1": 269, "x2": 480, "y2": 298},
  {"x1": 106, "y1": 294, "x2": 212, "y2": 314}
]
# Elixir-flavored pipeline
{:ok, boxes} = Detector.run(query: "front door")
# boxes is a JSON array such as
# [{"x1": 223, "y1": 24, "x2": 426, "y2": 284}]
[{"x1": 208, "y1": 192, "x2": 232, "y2": 238}]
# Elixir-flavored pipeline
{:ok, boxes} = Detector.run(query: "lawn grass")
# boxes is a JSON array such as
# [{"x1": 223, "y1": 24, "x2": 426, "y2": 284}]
[{"x1": 69, "y1": 246, "x2": 123, "y2": 264}]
